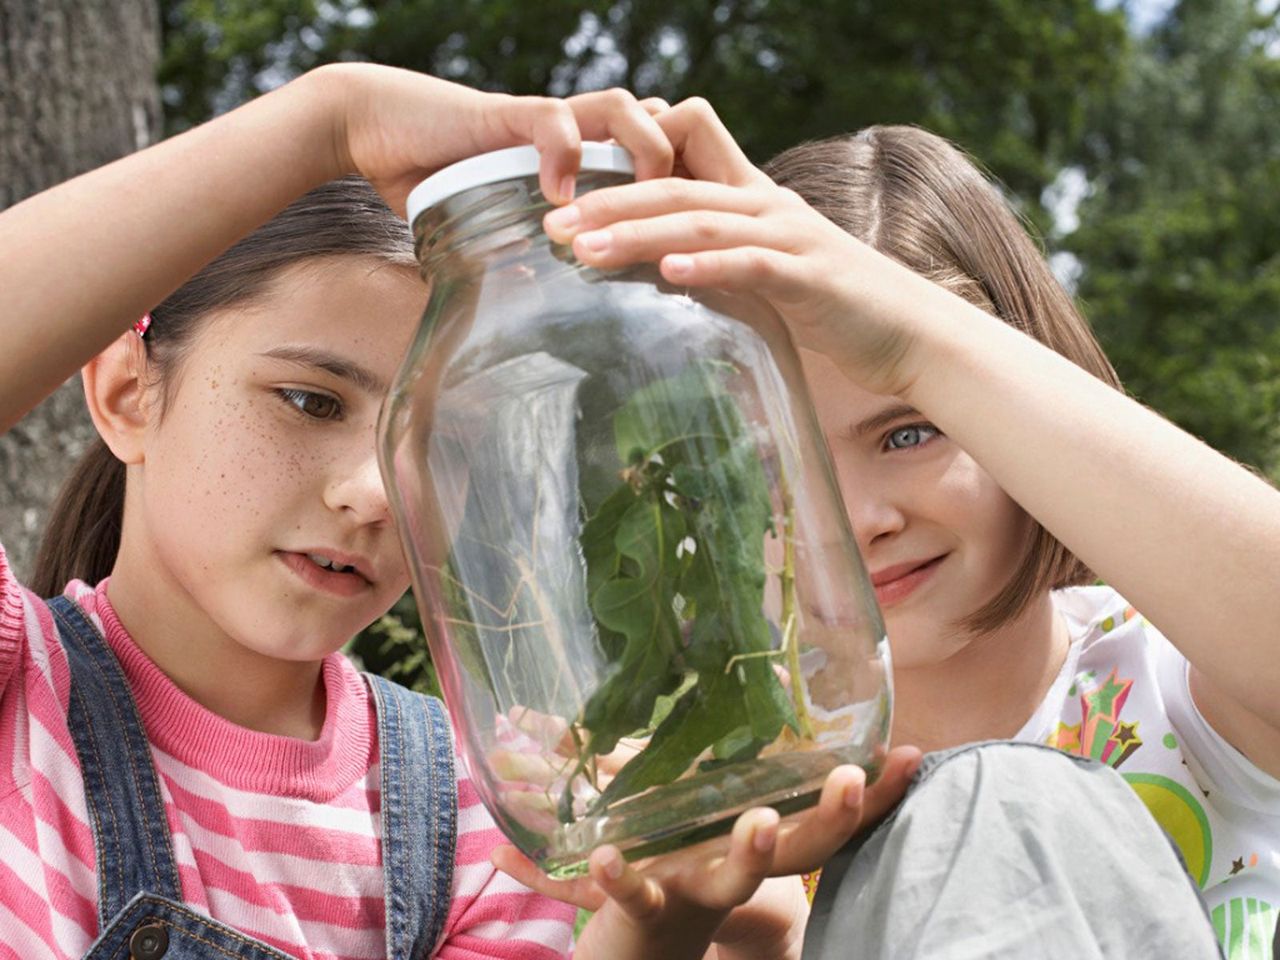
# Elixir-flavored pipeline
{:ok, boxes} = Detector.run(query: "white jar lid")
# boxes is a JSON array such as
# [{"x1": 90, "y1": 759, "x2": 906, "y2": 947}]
[{"x1": 406, "y1": 142, "x2": 635, "y2": 225}]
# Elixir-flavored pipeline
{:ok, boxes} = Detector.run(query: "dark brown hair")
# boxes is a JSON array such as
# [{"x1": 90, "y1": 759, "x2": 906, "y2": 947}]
[
  {"x1": 31, "y1": 177, "x2": 415, "y2": 596},
  {"x1": 763, "y1": 127, "x2": 1123, "y2": 633}
]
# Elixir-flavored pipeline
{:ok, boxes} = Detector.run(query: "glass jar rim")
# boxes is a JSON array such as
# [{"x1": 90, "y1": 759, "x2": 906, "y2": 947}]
[{"x1": 406, "y1": 142, "x2": 635, "y2": 226}]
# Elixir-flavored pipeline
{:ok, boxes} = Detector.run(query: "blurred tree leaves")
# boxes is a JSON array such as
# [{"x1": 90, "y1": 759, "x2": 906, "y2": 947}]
[
  {"x1": 159, "y1": 0, "x2": 324, "y2": 129},
  {"x1": 159, "y1": 0, "x2": 1128, "y2": 228},
  {"x1": 1069, "y1": 0, "x2": 1280, "y2": 477}
]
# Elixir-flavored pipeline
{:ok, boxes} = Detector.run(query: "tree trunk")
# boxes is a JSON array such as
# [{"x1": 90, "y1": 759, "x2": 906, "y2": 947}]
[{"x1": 0, "y1": 0, "x2": 160, "y2": 581}]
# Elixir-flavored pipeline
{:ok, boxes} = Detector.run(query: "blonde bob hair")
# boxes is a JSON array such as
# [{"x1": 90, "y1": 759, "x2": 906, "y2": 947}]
[{"x1": 764, "y1": 126, "x2": 1122, "y2": 633}]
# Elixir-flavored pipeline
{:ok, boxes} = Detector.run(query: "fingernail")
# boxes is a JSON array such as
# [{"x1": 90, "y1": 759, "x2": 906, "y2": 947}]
[
  {"x1": 545, "y1": 204, "x2": 580, "y2": 233},
  {"x1": 559, "y1": 175, "x2": 576, "y2": 203},
  {"x1": 579, "y1": 230, "x2": 611, "y2": 253},
  {"x1": 665, "y1": 254, "x2": 693, "y2": 276},
  {"x1": 603, "y1": 850, "x2": 625, "y2": 879},
  {"x1": 844, "y1": 781, "x2": 864, "y2": 809},
  {"x1": 753, "y1": 821, "x2": 778, "y2": 853}
]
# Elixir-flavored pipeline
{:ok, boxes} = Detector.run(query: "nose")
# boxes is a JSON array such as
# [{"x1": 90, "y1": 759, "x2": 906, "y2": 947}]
[
  {"x1": 849, "y1": 494, "x2": 906, "y2": 553},
  {"x1": 325, "y1": 449, "x2": 393, "y2": 527},
  {"x1": 834, "y1": 461, "x2": 906, "y2": 554}
]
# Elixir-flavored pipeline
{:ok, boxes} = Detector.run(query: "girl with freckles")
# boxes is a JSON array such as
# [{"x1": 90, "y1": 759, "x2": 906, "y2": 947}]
[{"x1": 0, "y1": 67, "x2": 912, "y2": 960}]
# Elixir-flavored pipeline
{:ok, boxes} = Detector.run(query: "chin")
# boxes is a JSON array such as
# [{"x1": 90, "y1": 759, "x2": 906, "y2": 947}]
[
  {"x1": 257, "y1": 638, "x2": 349, "y2": 664},
  {"x1": 233, "y1": 618, "x2": 356, "y2": 663}
]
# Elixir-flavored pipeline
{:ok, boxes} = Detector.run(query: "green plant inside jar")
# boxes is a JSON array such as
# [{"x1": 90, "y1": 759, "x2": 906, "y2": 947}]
[{"x1": 442, "y1": 357, "x2": 817, "y2": 835}]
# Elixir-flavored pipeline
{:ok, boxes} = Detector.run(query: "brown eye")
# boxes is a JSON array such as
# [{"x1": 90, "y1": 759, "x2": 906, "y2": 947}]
[{"x1": 278, "y1": 388, "x2": 342, "y2": 421}]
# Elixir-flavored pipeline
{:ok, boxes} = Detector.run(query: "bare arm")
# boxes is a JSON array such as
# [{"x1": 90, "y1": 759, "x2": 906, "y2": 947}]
[
  {"x1": 0, "y1": 64, "x2": 674, "y2": 433},
  {"x1": 0, "y1": 66, "x2": 333, "y2": 431},
  {"x1": 904, "y1": 288, "x2": 1280, "y2": 764}
]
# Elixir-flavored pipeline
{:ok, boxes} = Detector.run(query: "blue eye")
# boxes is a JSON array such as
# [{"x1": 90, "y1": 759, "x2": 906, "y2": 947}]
[
  {"x1": 885, "y1": 424, "x2": 938, "y2": 450},
  {"x1": 277, "y1": 388, "x2": 343, "y2": 421}
]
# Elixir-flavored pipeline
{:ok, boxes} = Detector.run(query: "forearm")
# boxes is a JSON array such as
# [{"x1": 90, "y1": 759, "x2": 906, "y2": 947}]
[
  {"x1": 903, "y1": 279, "x2": 1280, "y2": 721},
  {"x1": 0, "y1": 67, "x2": 344, "y2": 432}
]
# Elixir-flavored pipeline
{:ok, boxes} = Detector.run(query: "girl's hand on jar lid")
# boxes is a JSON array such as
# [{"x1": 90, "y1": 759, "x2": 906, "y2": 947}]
[
  {"x1": 322, "y1": 63, "x2": 676, "y2": 213},
  {"x1": 554, "y1": 89, "x2": 679, "y2": 194},
  {"x1": 537, "y1": 95, "x2": 941, "y2": 398},
  {"x1": 541, "y1": 95, "x2": 774, "y2": 250}
]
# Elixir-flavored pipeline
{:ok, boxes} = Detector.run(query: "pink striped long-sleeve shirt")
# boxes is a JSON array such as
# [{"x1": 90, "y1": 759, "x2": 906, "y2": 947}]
[{"x1": 0, "y1": 544, "x2": 574, "y2": 960}]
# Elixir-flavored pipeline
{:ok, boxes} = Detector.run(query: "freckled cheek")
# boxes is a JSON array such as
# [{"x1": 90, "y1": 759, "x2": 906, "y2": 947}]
[{"x1": 189, "y1": 402, "x2": 314, "y2": 517}]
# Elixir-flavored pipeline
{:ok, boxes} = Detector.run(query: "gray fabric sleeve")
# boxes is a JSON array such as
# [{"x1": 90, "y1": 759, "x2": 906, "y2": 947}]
[{"x1": 803, "y1": 741, "x2": 1224, "y2": 960}]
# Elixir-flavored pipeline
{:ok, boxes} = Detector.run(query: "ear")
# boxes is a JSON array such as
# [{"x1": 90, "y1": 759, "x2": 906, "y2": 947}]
[{"x1": 82, "y1": 333, "x2": 153, "y2": 465}]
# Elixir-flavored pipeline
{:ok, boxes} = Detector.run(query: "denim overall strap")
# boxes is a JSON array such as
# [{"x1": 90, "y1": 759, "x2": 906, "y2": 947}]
[
  {"x1": 366, "y1": 675, "x2": 458, "y2": 960},
  {"x1": 47, "y1": 596, "x2": 182, "y2": 923}
]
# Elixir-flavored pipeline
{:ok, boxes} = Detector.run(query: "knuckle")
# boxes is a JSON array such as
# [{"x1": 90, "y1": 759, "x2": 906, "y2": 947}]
[
  {"x1": 604, "y1": 86, "x2": 637, "y2": 108},
  {"x1": 537, "y1": 96, "x2": 574, "y2": 123},
  {"x1": 650, "y1": 138, "x2": 675, "y2": 166},
  {"x1": 604, "y1": 220, "x2": 640, "y2": 250},
  {"x1": 666, "y1": 178, "x2": 700, "y2": 204},
  {"x1": 688, "y1": 211, "x2": 720, "y2": 240},
  {"x1": 696, "y1": 250, "x2": 723, "y2": 276},
  {"x1": 744, "y1": 249, "x2": 772, "y2": 275},
  {"x1": 776, "y1": 187, "x2": 806, "y2": 208},
  {"x1": 576, "y1": 188, "x2": 620, "y2": 221},
  {"x1": 622, "y1": 883, "x2": 666, "y2": 921},
  {"x1": 632, "y1": 220, "x2": 663, "y2": 249},
  {"x1": 679, "y1": 95, "x2": 715, "y2": 118}
]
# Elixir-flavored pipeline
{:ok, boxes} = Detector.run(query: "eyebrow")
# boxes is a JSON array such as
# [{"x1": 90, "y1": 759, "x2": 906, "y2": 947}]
[
  {"x1": 853, "y1": 403, "x2": 923, "y2": 437},
  {"x1": 259, "y1": 346, "x2": 388, "y2": 396}
]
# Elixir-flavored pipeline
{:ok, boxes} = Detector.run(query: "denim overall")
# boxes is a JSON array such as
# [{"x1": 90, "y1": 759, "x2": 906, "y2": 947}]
[{"x1": 48, "y1": 596, "x2": 457, "y2": 960}]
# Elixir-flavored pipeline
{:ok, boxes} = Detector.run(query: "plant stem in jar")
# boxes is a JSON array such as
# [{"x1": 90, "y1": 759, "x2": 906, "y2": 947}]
[{"x1": 779, "y1": 497, "x2": 814, "y2": 740}]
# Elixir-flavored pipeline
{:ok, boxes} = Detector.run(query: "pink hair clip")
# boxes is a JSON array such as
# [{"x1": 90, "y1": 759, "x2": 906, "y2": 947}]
[{"x1": 134, "y1": 312, "x2": 153, "y2": 339}]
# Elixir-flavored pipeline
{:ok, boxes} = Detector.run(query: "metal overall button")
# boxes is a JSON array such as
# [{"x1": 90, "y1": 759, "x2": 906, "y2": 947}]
[{"x1": 129, "y1": 922, "x2": 169, "y2": 960}]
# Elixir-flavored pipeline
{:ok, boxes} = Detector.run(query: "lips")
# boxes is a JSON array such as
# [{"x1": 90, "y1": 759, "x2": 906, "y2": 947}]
[
  {"x1": 277, "y1": 550, "x2": 374, "y2": 598},
  {"x1": 869, "y1": 555, "x2": 947, "y2": 607}
]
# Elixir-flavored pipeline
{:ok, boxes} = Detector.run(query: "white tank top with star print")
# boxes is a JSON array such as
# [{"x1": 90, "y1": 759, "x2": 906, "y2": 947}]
[{"x1": 1014, "y1": 585, "x2": 1280, "y2": 960}]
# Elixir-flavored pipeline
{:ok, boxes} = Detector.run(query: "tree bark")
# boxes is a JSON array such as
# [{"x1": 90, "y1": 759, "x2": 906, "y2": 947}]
[{"x1": 0, "y1": 0, "x2": 160, "y2": 581}]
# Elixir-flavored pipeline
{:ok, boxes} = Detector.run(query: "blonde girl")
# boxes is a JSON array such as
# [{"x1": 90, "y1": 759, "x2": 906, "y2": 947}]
[{"x1": 512, "y1": 107, "x2": 1280, "y2": 958}]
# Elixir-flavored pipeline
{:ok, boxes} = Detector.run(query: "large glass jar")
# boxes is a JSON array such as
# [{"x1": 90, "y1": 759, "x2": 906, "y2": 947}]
[{"x1": 380, "y1": 144, "x2": 891, "y2": 877}]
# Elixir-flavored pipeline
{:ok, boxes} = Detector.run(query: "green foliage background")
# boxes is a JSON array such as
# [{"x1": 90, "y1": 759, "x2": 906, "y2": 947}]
[{"x1": 157, "y1": 0, "x2": 1280, "y2": 687}]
